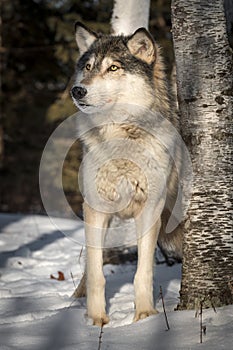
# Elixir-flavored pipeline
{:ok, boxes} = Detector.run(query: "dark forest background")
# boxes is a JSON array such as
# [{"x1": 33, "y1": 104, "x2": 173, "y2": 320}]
[{"x1": 0, "y1": 0, "x2": 174, "y2": 216}]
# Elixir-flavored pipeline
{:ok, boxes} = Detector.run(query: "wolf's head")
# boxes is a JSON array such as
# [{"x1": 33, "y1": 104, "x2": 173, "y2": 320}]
[{"x1": 71, "y1": 22, "x2": 158, "y2": 114}]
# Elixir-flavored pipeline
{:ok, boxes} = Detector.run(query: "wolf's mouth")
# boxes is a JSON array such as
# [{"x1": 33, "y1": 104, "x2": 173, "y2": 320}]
[
  {"x1": 76, "y1": 100, "x2": 114, "y2": 112},
  {"x1": 78, "y1": 101, "x2": 89, "y2": 106},
  {"x1": 78, "y1": 102, "x2": 91, "y2": 107}
]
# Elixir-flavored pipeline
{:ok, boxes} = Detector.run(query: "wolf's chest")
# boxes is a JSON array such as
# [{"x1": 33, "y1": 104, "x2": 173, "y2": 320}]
[
  {"x1": 95, "y1": 158, "x2": 148, "y2": 218},
  {"x1": 96, "y1": 158, "x2": 147, "y2": 199},
  {"x1": 81, "y1": 123, "x2": 168, "y2": 218}
]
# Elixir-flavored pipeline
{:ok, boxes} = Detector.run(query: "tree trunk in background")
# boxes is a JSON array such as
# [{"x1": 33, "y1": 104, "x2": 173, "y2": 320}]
[
  {"x1": 224, "y1": 0, "x2": 233, "y2": 47},
  {"x1": 0, "y1": 126, "x2": 3, "y2": 169},
  {"x1": 111, "y1": 0, "x2": 150, "y2": 35},
  {"x1": 0, "y1": 14, "x2": 4, "y2": 169},
  {"x1": 171, "y1": 0, "x2": 233, "y2": 309}
]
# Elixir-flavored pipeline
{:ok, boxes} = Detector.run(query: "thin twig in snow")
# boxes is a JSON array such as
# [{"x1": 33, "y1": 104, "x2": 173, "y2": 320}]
[
  {"x1": 200, "y1": 300, "x2": 203, "y2": 344},
  {"x1": 210, "y1": 300, "x2": 217, "y2": 314},
  {"x1": 78, "y1": 246, "x2": 84, "y2": 265},
  {"x1": 97, "y1": 324, "x2": 104, "y2": 350},
  {"x1": 160, "y1": 285, "x2": 170, "y2": 330},
  {"x1": 70, "y1": 271, "x2": 77, "y2": 290},
  {"x1": 199, "y1": 298, "x2": 208, "y2": 344}
]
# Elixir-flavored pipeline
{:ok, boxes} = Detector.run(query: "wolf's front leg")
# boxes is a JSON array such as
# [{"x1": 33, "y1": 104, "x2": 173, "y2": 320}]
[
  {"x1": 134, "y1": 217, "x2": 161, "y2": 321},
  {"x1": 84, "y1": 204, "x2": 110, "y2": 326},
  {"x1": 86, "y1": 246, "x2": 109, "y2": 326}
]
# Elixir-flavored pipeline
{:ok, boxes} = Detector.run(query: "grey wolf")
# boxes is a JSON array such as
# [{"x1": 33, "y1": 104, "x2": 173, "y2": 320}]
[{"x1": 71, "y1": 22, "x2": 183, "y2": 326}]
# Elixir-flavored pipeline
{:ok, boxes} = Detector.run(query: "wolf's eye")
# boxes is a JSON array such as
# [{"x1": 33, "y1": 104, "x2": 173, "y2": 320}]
[
  {"x1": 109, "y1": 65, "x2": 118, "y2": 72},
  {"x1": 85, "y1": 64, "x2": 91, "y2": 71}
]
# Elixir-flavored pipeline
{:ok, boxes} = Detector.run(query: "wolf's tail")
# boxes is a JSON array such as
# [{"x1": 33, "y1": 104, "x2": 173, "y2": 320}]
[{"x1": 158, "y1": 210, "x2": 183, "y2": 264}]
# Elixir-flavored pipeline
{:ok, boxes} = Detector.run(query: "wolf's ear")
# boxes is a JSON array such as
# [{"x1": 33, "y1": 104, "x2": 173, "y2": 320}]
[
  {"x1": 75, "y1": 21, "x2": 98, "y2": 55},
  {"x1": 127, "y1": 28, "x2": 155, "y2": 64}
]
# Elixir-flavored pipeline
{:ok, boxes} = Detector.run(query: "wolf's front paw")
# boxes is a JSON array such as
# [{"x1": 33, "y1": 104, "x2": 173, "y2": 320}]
[
  {"x1": 133, "y1": 308, "x2": 158, "y2": 322},
  {"x1": 92, "y1": 314, "x2": 110, "y2": 327}
]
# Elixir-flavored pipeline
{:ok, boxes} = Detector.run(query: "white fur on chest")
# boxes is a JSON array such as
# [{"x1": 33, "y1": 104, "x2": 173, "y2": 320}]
[{"x1": 79, "y1": 117, "x2": 174, "y2": 219}]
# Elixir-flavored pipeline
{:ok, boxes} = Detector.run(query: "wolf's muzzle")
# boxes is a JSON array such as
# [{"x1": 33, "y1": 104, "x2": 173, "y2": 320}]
[{"x1": 71, "y1": 86, "x2": 87, "y2": 100}]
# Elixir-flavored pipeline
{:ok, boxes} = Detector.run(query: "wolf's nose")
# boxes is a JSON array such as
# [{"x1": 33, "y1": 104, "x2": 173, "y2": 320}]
[{"x1": 71, "y1": 86, "x2": 87, "y2": 100}]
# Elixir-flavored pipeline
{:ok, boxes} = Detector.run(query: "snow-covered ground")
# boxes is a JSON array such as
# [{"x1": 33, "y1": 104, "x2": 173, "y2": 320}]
[{"x1": 0, "y1": 213, "x2": 232, "y2": 349}]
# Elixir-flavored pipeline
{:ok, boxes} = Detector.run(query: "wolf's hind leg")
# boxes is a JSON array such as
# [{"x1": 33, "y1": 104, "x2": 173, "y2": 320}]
[
  {"x1": 84, "y1": 204, "x2": 110, "y2": 326},
  {"x1": 134, "y1": 215, "x2": 161, "y2": 321}
]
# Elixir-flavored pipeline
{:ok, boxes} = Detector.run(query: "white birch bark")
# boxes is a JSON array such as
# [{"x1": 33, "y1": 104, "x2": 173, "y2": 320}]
[
  {"x1": 111, "y1": 0, "x2": 150, "y2": 35},
  {"x1": 171, "y1": 0, "x2": 233, "y2": 309}
]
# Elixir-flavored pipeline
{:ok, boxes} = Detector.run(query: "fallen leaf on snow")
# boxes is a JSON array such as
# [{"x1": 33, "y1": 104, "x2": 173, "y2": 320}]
[{"x1": 50, "y1": 271, "x2": 65, "y2": 281}]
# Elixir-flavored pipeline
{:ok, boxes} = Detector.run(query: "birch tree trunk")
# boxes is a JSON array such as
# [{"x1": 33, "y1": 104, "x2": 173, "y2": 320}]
[
  {"x1": 111, "y1": 0, "x2": 150, "y2": 35},
  {"x1": 171, "y1": 0, "x2": 233, "y2": 309}
]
